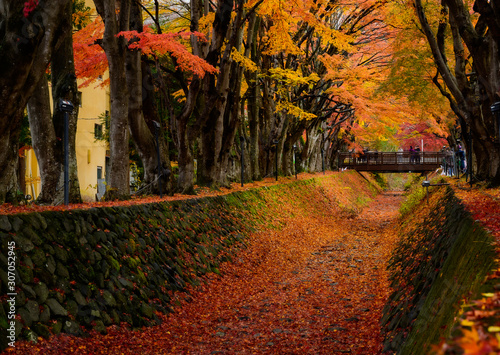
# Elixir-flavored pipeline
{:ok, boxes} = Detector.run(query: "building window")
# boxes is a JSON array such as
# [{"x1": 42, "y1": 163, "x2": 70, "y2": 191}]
[
  {"x1": 94, "y1": 123, "x2": 103, "y2": 139},
  {"x1": 97, "y1": 166, "x2": 103, "y2": 180},
  {"x1": 77, "y1": 91, "x2": 82, "y2": 107}
]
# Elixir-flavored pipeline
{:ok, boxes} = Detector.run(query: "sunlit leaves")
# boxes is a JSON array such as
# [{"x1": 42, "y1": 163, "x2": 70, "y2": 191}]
[
  {"x1": 230, "y1": 48, "x2": 259, "y2": 73},
  {"x1": 118, "y1": 29, "x2": 217, "y2": 78},
  {"x1": 73, "y1": 17, "x2": 108, "y2": 87}
]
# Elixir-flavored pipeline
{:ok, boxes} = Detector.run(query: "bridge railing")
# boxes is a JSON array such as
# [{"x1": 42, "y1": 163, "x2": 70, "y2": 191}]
[{"x1": 338, "y1": 151, "x2": 447, "y2": 167}]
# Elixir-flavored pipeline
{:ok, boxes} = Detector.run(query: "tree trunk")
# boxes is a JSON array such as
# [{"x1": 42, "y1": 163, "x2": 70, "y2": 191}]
[
  {"x1": 0, "y1": 0, "x2": 70, "y2": 202},
  {"x1": 139, "y1": 60, "x2": 173, "y2": 194},
  {"x1": 176, "y1": 121, "x2": 196, "y2": 194},
  {"x1": 51, "y1": 1, "x2": 81, "y2": 203},
  {"x1": 27, "y1": 76, "x2": 62, "y2": 204},
  {"x1": 125, "y1": 1, "x2": 172, "y2": 196},
  {"x1": 244, "y1": 13, "x2": 261, "y2": 181},
  {"x1": 94, "y1": 0, "x2": 131, "y2": 199}
]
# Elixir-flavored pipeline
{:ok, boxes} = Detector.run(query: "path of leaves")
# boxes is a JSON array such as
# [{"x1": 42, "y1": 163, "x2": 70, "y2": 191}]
[{"x1": 7, "y1": 191, "x2": 402, "y2": 354}]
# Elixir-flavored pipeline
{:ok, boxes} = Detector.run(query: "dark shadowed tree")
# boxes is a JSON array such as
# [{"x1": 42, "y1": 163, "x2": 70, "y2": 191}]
[{"x1": 0, "y1": 0, "x2": 70, "y2": 203}]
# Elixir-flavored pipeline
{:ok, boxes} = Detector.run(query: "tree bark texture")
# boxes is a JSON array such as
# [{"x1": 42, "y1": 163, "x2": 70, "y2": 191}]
[
  {"x1": 50, "y1": 1, "x2": 81, "y2": 204},
  {"x1": 0, "y1": 0, "x2": 70, "y2": 202},
  {"x1": 94, "y1": 0, "x2": 131, "y2": 199}
]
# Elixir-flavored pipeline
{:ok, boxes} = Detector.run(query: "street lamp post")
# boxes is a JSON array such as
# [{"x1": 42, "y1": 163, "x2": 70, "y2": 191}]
[
  {"x1": 59, "y1": 99, "x2": 74, "y2": 206},
  {"x1": 321, "y1": 147, "x2": 325, "y2": 174},
  {"x1": 293, "y1": 144, "x2": 297, "y2": 179},
  {"x1": 153, "y1": 120, "x2": 162, "y2": 198},
  {"x1": 273, "y1": 139, "x2": 279, "y2": 181},
  {"x1": 240, "y1": 136, "x2": 245, "y2": 187}
]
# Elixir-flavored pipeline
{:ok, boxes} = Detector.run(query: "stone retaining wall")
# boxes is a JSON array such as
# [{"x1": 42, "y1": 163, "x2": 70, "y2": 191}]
[{"x1": 382, "y1": 186, "x2": 498, "y2": 354}]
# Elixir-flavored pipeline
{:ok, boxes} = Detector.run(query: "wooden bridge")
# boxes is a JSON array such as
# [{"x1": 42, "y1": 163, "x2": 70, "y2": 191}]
[{"x1": 338, "y1": 151, "x2": 446, "y2": 173}]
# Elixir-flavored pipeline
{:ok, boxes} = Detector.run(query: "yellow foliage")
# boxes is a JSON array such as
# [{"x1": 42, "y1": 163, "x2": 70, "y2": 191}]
[
  {"x1": 275, "y1": 101, "x2": 317, "y2": 120},
  {"x1": 172, "y1": 89, "x2": 186, "y2": 103},
  {"x1": 198, "y1": 12, "x2": 215, "y2": 36},
  {"x1": 267, "y1": 68, "x2": 319, "y2": 87},
  {"x1": 231, "y1": 48, "x2": 259, "y2": 73}
]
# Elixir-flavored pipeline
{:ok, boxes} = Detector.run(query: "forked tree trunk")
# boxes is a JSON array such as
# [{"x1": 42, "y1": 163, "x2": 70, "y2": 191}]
[{"x1": 126, "y1": 2, "x2": 172, "y2": 195}]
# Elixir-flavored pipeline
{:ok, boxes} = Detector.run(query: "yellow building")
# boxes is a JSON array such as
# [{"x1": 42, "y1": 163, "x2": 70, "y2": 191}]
[
  {"x1": 76, "y1": 79, "x2": 110, "y2": 201},
  {"x1": 21, "y1": 78, "x2": 110, "y2": 202}
]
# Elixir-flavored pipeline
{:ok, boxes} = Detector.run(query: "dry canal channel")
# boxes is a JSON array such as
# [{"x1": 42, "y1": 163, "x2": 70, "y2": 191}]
[{"x1": 7, "y1": 190, "x2": 404, "y2": 354}]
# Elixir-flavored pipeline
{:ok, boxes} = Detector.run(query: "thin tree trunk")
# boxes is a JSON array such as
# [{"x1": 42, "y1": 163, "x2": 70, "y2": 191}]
[
  {"x1": 51, "y1": 1, "x2": 81, "y2": 203},
  {"x1": 27, "y1": 76, "x2": 62, "y2": 204},
  {"x1": 126, "y1": 1, "x2": 172, "y2": 195},
  {"x1": 95, "y1": 0, "x2": 131, "y2": 199}
]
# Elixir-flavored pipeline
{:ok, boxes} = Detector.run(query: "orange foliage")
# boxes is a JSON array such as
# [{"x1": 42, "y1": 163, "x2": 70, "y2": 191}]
[
  {"x1": 117, "y1": 29, "x2": 217, "y2": 78},
  {"x1": 73, "y1": 18, "x2": 216, "y2": 88},
  {"x1": 73, "y1": 17, "x2": 108, "y2": 87}
]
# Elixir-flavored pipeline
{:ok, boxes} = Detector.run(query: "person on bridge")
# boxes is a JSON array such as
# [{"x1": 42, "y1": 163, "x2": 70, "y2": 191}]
[
  {"x1": 415, "y1": 146, "x2": 421, "y2": 164},
  {"x1": 397, "y1": 147, "x2": 403, "y2": 163},
  {"x1": 409, "y1": 146, "x2": 415, "y2": 163}
]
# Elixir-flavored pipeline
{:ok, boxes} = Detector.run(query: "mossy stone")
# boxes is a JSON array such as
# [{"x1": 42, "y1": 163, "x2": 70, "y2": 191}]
[
  {"x1": 12, "y1": 235, "x2": 34, "y2": 252},
  {"x1": 10, "y1": 217, "x2": 23, "y2": 232},
  {"x1": 45, "y1": 298, "x2": 67, "y2": 316},
  {"x1": 66, "y1": 300, "x2": 79, "y2": 317},
  {"x1": 110, "y1": 309, "x2": 120, "y2": 324},
  {"x1": 94, "y1": 320, "x2": 106, "y2": 334},
  {"x1": 53, "y1": 245, "x2": 68, "y2": 263},
  {"x1": 30, "y1": 248, "x2": 46, "y2": 268},
  {"x1": 45, "y1": 255, "x2": 56, "y2": 274},
  {"x1": 0, "y1": 216, "x2": 12, "y2": 232},
  {"x1": 56, "y1": 262, "x2": 70, "y2": 279},
  {"x1": 51, "y1": 320, "x2": 63, "y2": 335},
  {"x1": 34, "y1": 282, "x2": 49, "y2": 303},
  {"x1": 20, "y1": 226, "x2": 42, "y2": 246},
  {"x1": 62, "y1": 219, "x2": 74, "y2": 233},
  {"x1": 63, "y1": 320, "x2": 81, "y2": 336},
  {"x1": 32, "y1": 323, "x2": 51, "y2": 339},
  {"x1": 39, "y1": 305, "x2": 50, "y2": 323},
  {"x1": 20, "y1": 284, "x2": 36, "y2": 299},
  {"x1": 17, "y1": 264, "x2": 33, "y2": 284},
  {"x1": 102, "y1": 290, "x2": 117, "y2": 307},
  {"x1": 101, "y1": 311, "x2": 112, "y2": 326}
]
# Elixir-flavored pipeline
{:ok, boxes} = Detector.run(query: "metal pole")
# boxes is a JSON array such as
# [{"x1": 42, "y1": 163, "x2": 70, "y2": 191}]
[
  {"x1": 275, "y1": 148, "x2": 278, "y2": 181},
  {"x1": 468, "y1": 133, "x2": 472, "y2": 188},
  {"x1": 153, "y1": 121, "x2": 162, "y2": 198},
  {"x1": 64, "y1": 111, "x2": 69, "y2": 206},
  {"x1": 293, "y1": 145, "x2": 297, "y2": 179},
  {"x1": 321, "y1": 148, "x2": 325, "y2": 174},
  {"x1": 240, "y1": 136, "x2": 244, "y2": 187}
]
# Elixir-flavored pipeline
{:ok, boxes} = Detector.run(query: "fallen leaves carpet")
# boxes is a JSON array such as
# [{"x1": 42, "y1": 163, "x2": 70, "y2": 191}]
[{"x1": 8, "y1": 191, "x2": 403, "y2": 354}]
